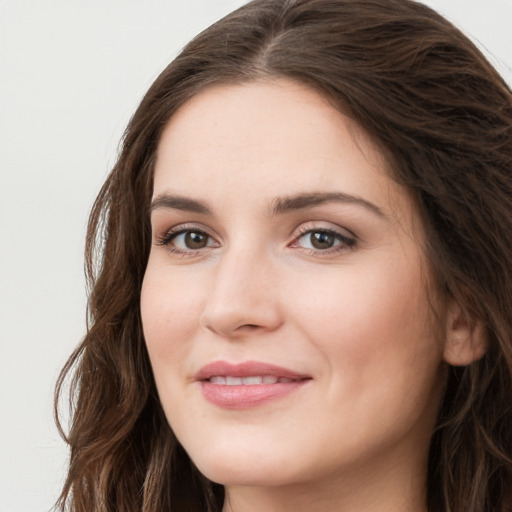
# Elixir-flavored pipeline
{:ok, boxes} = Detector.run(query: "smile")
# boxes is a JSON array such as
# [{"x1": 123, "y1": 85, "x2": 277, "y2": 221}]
[
  {"x1": 208, "y1": 375, "x2": 296, "y2": 385},
  {"x1": 196, "y1": 361, "x2": 311, "y2": 409}
]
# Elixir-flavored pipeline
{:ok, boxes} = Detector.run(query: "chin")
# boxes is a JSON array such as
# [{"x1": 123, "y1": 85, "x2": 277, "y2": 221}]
[
  {"x1": 187, "y1": 441, "x2": 305, "y2": 488},
  {"x1": 198, "y1": 462, "x2": 296, "y2": 488}
]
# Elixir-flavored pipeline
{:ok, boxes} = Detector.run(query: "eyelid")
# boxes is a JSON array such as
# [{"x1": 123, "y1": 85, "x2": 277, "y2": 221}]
[
  {"x1": 154, "y1": 221, "x2": 213, "y2": 239},
  {"x1": 294, "y1": 221, "x2": 356, "y2": 239}
]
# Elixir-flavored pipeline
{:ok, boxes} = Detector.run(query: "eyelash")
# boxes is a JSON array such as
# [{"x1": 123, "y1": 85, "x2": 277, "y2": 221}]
[
  {"x1": 292, "y1": 226, "x2": 356, "y2": 255},
  {"x1": 155, "y1": 224, "x2": 357, "y2": 257},
  {"x1": 155, "y1": 224, "x2": 216, "y2": 257}
]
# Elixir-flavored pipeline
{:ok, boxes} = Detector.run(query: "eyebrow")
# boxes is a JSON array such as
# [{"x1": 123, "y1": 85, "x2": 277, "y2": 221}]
[
  {"x1": 149, "y1": 191, "x2": 385, "y2": 218},
  {"x1": 271, "y1": 192, "x2": 385, "y2": 218},
  {"x1": 150, "y1": 194, "x2": 212, "y2": 215}
]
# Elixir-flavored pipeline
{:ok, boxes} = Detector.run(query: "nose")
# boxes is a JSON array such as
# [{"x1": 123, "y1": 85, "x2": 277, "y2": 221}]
[{"x1": 199, "y1": 249, "x2": 283, "y2": 338}]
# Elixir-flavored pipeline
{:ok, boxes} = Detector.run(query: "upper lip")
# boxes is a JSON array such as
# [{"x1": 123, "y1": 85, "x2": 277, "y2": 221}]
[{"x1": 195, "y1": 360, "x2": 311, "y2": 381}]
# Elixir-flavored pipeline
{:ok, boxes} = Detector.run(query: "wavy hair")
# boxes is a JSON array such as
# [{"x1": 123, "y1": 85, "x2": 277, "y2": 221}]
[{"x1": 55, "y1": 0, "x2": 512, "y2": 510}]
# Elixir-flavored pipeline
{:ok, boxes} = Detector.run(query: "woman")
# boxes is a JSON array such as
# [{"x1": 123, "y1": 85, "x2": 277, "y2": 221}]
[{"x1": 55, "y1": 0, "x2": 512, "y2": 510}]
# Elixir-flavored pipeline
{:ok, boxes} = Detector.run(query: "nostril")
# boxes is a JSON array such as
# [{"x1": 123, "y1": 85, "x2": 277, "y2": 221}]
[
  {"x1": 204, "y1": 322, "x2": 261, "y2": 337},
  {"x1": 234, "y1": 324, "x2": 261, "y2": 333},
  {"x1": 232, "y1": 323, "x2": 264, "y2": 335}
]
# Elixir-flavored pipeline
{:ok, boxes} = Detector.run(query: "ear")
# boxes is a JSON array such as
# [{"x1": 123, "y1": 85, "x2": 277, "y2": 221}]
[{"x1": 443, "y1": 300, "x2": 487, "y2": 366}]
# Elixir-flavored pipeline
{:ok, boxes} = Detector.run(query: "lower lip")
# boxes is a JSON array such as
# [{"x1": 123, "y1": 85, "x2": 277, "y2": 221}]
[{"x1": 201, "y1": 380, "x2": 307, "y2": 409}]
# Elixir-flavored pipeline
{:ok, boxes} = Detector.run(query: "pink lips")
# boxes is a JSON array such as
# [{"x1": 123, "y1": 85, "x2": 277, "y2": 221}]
[{"x1": 196, "y1": 361, "x2": 311, "y2": 409}]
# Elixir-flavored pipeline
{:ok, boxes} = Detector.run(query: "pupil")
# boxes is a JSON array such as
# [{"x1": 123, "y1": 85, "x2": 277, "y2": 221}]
[
  {"x1": 311, "y1": 231, "x2": 334, "y2": 249},
  {"x1": 185, "y1": 231, "x2": 207, "y2": 249}
]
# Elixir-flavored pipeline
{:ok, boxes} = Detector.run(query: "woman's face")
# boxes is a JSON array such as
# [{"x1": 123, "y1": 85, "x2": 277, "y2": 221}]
[{"x1": 141, "y1": 80, "x2": 446, "y2": 490}]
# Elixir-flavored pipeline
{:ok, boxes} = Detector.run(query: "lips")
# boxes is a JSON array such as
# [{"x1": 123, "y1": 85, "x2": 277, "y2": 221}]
[
  {"x1": 195, "y1": 361, "x2": 311, "y2": 409},
  {"x1": 209, "y1": 375, "x2": 296, "y2": 385}
]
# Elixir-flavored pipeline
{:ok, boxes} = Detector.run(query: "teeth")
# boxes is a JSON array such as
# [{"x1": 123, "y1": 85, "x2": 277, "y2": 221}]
[
  {"x1": 208, "y1": 375, "x2": 295, "y2": 385},
  {"x1": 242, "y1": 376, "x2": 263, "y2": 385}
]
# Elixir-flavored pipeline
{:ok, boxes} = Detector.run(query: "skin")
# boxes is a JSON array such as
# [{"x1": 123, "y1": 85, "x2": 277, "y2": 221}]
[{"x1": 141, "y1": 79, "x2": 451, "y2": 512}]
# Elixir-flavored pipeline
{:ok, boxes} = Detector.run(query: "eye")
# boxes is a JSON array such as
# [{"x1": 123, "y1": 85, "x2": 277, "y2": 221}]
[
  {"x1": 173, "y1": 230, "x2": 213, "y2": 250},
  {"x1": 301, "y1": 231, "x2": 338, "y2": 250},
  {"x1": 157, "y1": 227, "x2": 218, "y2": 254},
  {"x1": 292, "y1": 227, "x2": 356, "y2": 253}
]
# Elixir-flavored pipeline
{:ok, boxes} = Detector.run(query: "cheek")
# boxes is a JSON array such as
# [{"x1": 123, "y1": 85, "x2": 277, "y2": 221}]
[
  {"x1": 296, "y1": 261, "x2": 430, "y2": 340},
  {"x1": 140, "y1": 263, "x2": 203, "y2": 369},
  {"x1": 289, "y1": 258, "x2": 442, "y2": 390},
  {"x1": 288, "y1": 261, "x2": 445, "y2": 465}
]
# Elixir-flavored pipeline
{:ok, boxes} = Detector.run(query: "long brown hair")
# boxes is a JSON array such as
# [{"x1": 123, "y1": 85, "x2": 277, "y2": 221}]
[{"x1": 55, "y1": 1, "x2": 512, "y2": 510}]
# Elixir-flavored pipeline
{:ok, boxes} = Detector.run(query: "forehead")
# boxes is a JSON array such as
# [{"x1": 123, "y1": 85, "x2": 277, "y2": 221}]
[{"x1": 153, "y1": 79, "x2": 416, "y2": 229}]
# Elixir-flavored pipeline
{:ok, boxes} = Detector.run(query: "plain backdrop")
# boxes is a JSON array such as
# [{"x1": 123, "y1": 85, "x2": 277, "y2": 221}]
[{"x1": 1, "y1": 1, "x2": 511, "y2": 511}]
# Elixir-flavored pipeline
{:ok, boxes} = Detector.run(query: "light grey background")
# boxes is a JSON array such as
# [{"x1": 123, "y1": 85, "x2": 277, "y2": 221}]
[{"x1": 1, "y1": 1, "x2": 510, "y2": 511}]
